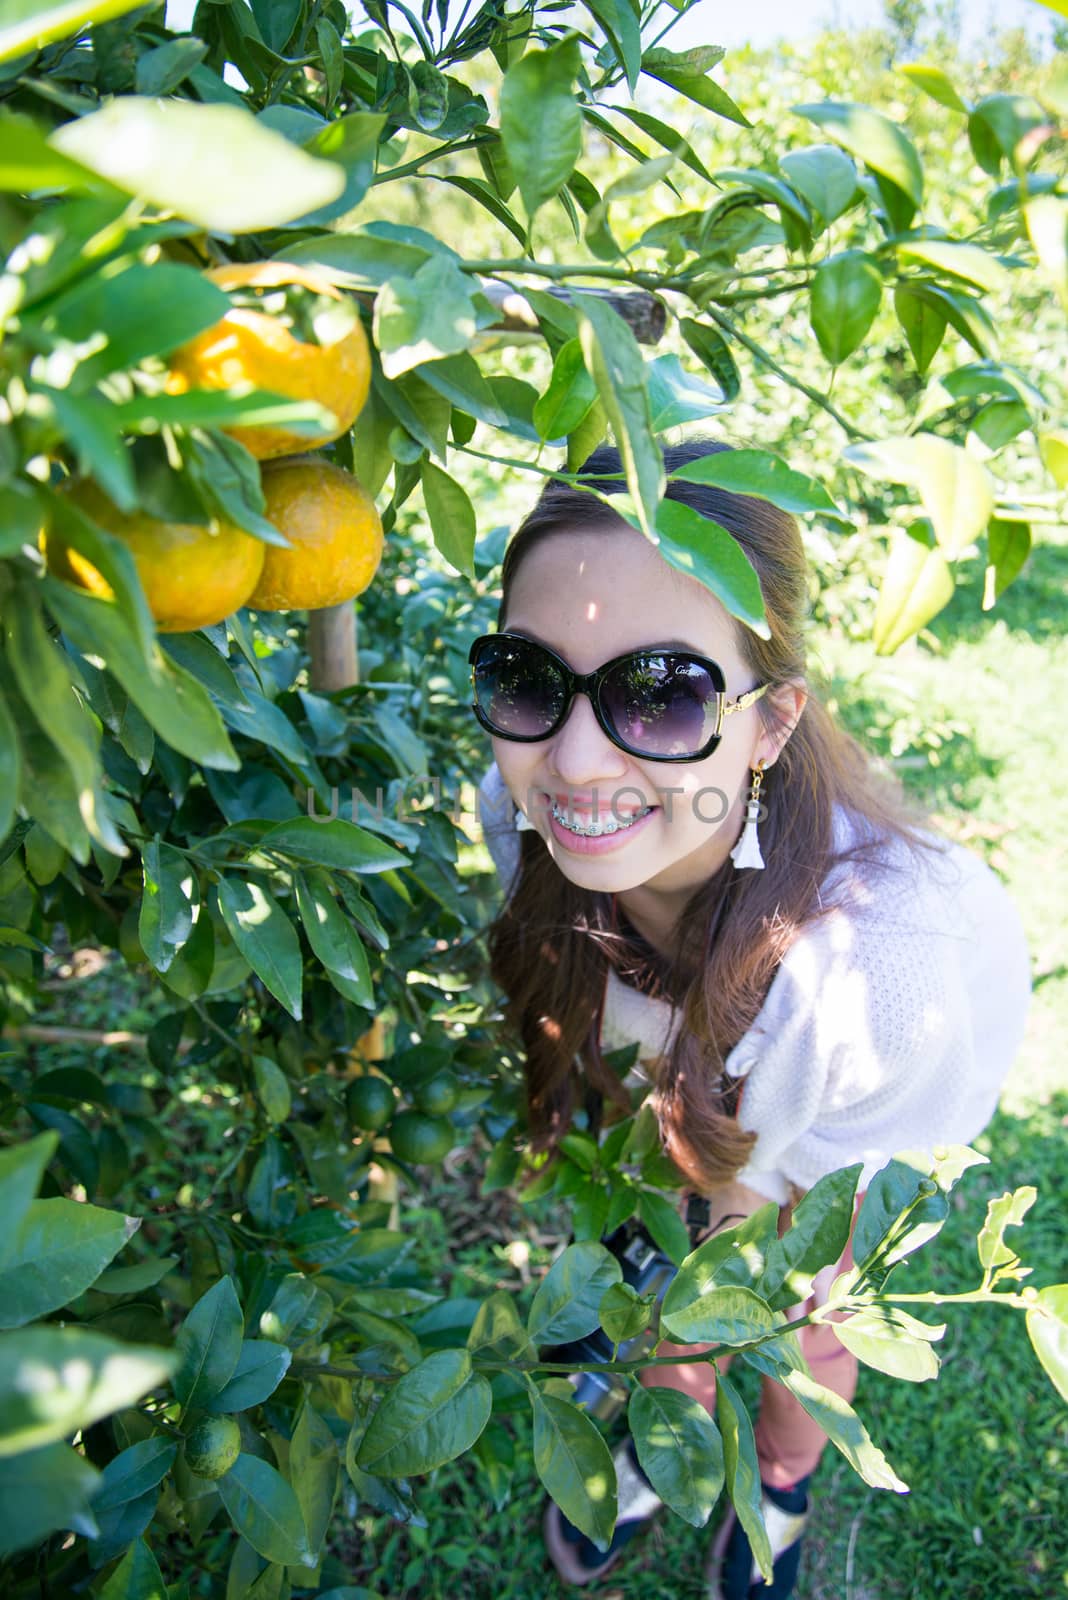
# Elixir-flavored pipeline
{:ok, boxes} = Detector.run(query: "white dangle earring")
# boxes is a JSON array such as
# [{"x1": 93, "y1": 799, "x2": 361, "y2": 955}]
[{"x1": 729, "y1": 758, "x2": 767, "y2": 870}]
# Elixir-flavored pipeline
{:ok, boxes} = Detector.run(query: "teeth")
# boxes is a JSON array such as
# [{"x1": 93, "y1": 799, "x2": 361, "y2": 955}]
[{"x1": 551, "y1": 802, "x2": 651, "y2": 837}]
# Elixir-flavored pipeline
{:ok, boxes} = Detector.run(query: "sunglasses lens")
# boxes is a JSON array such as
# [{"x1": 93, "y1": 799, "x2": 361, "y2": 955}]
[
  {"x1": 472, "y1": 637, "x2": 567, "y2": 737},
  {"x1": 600, "y1": 654, "x2": 722, "y2": 758}
]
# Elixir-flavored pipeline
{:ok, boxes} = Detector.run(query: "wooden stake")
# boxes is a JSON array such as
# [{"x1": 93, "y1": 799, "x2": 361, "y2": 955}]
[{"x1": 308, "y1": 602, "x2": 358, "y2": 692}]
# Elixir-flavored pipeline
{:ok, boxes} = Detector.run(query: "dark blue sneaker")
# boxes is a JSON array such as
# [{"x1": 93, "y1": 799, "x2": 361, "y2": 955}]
[
  {"x1": 707, "y1": 1475, "x2": 811, "y2": 1600},
  {"x1": 543, "y1": 1434, "x2": 663, "y2": 1584}
]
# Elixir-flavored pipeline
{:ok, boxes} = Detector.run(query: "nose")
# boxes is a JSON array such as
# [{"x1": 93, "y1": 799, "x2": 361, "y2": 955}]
[{"x1": 548, "y1": 690, "x2": 629, "y2": 787}]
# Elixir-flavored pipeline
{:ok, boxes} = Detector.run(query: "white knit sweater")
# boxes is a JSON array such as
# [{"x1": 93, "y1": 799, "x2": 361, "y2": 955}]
[{"x1": 476, "y1": 761, "x2": 1032, "y2": 1204}]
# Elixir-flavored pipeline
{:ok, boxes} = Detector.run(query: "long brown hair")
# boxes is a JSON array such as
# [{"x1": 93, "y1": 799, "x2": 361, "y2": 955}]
[{"x1": 485, "y1": 441, "x2": 943, "y2": 1194}]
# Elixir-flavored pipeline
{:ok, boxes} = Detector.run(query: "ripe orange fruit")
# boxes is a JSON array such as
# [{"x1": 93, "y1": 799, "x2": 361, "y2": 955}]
[
  {"x1": 44, "y1": 480, "x2": 265, "y2": 634},
  {"x1": 249, "y1": 457, "x2": 384, "y2": 612},
  {"x1": 167, "y1": 261, "x2": 371, "y2": 461}
]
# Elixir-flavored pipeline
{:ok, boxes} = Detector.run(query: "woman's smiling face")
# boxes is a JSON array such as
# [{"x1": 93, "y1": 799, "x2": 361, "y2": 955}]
[{"x1": 490, "y1": 522, "x2": 805, "y2": 902}]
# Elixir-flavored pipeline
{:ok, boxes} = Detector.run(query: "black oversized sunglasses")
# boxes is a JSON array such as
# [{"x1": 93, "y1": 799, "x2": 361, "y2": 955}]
[{"x1": 467, "y1": 632, "x2": 769, "y2": 763}]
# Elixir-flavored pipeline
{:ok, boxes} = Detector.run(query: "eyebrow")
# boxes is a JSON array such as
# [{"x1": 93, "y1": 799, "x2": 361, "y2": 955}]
[{"x1": 507, "y1": 626, "x2": 710, "y2": 657}]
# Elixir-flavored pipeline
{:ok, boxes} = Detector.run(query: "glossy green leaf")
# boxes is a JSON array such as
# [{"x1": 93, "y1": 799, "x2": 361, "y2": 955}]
[
  {"x1": 977, "y1": 1186, "x2": 1036, "y2": 1271},
  {"x1": 99, "y1": 1538, "x2": 166, "y2": 1600},
  {"x1": 852, "y1": 1155, "x2": 945, "y2": 1267},
  {"x1": 420, "y1": 460, "x2": 477, "y2": 580},
  {"x1": 872, "y1": 528, "x2": 955, "y2": 654},
  {"x1": 1026, "y1": 1284, "x2": 1068, "y2": 1405},
  {"x1": 0, "y1": 1328, "x2": 174, "y2": 1455},
  {"x1": 779, "y1": 144, "x2": 858, "y2": 224},
  {"x1": 629, "y1": 1384, "x2": 724, "y2": 1527},
  {"x1": 810, "y1": 250, "x2": 883, "y2": 365},
  {"x1": 51, "y1": 99, "x2": 345, "y2": 233},
  {"x1": 34, "y1": 264, "x2": 229, "y2": 384},
  {"x1": 206, "y1": 1340, "x2": 292, "y2": 1414},
  {"x1": 653, "y1": 498, "x2": 769, "y2": 639},
  {"x1": 531, "y1": 1389, "x2": 617, "y2": 1551},
  {"x1": 173, "y1": 1275, "x2": 243, "y2": 1411},
  {"x1": 375, "y1": 255, "x2": 491, "y2": 378},
  {"x1": 636, "y1": 1190, "x2": 690, "y2": 1266},
  {"x1": 218, "y1": 1453, "x2": 314, "y2": 1567},
  {"x1": 356, "y1": 1349, "x2": 492, "y2": 1475},
  {"x1": 668, "y1": 448, "x2": 847, "y2": 523},
  {"x1": 291, "y1": 1398, "x2": 339, "y2": 1561},
  {"x1": 534, "y1": 339, "x2": 597, "y2": 441},
  {"x1": 527, "y1": 1241, "x2": 622, "y2": 1347},
  {"x1": 500, "y1": 37, "x2": 583, "y2": 220},
  {"x1": 259, "y1": 1274, "x2": 333, "y2": 1345},
  {"x1": 660, "y1": 1283, "x2": 776, "y2": 1347},
  {"x1": 716, "y1": 1373, "x2": 772, "y2": 1583},
  {"x1": 598, "y1": 1281, "x2": 653, "y2": 1345},
  {"x1": 468, "y1": 1290, "x2": 536, "y2": 1360},
  {"x1": 294, "y1": 873, "x2": 372, "y2": 1008},
  {"x1": 217, "y1": 878, "x2": 303, "y2": 1020},
  {"x1": 831, "y1": 1307, "x2": 941, "y2": 1382},
  {"x1": 250, "y1": 1054, "x2": 291, "y2": 1126},
  {"x1": 138, "y1": 839, "x2": 197, "y2": 975},
  {"x1": 781, "y1": 1368, "x2": 908, "y2": 1491},
  {"x1": 0, "y1": 1442, "x2": 100, "y2": 1558},
  {"x1": 1039, "y1": 429, "x2": 1068, "y2": 487},
  {"x1": 983, "y1": 518, "x2": 1032, "y2": 610},
  {"x1": 612, "y1": 106, "x2": 713, "y2": 183},
  {"x1": 899, "y1": 62, "x2": 968, "y2": 112},
  {"x1": 94, "y1": 1438, "x2": 178, "y2": 1511},
  {"x1": 760, "y1": 1165, "x2": 862, "y2": 1310},
  {"x1": 897, "y1": 241, "x2": 1009, "y2": 294},
  {"x1": 575, "y1": 293, "x2": 664, "y2": 540},
  {"x1": 647, "y1": 355, "x2": 727, "y2": 431},
  {"x1": 642, "y1": 46, "x2": 750, "y2": 126},
  {"x1": 0, "y1": 1134, "x2": 57, "y2": 1272},
  {"x1": 585, "y1": 0, "x2": 641, "y2": 90},
  {"x1": 259, "y1": 817, "x2": 407, "y2": 873},
  {"x1": 894, "y1": 284, "x2": 947, "y2": 375},
  {"x1": 794, "y1": 100, "x2": 923, "y2": 209},
  {"x1": 845, "y1": 436, "x2": 994, "y2": 559},
  {"x1": 0, "y1": 1198, "x2": 138, "y2": 1329},
  {"x1": 679, "y1": 318, "x2": 741, "y2": 403}
]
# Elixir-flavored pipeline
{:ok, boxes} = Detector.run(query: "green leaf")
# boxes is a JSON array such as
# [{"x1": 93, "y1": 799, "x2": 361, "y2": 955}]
[
  {"x1": 831, "y1": 1308, "x2": 941, "y2": 1382},
  {"x1": 50, "y1": 99, "x2": 345, "y2": 234},
  {"x1": 259, "y1": 817, "x2": 408, "y2": 873},
  {"x1": 294, "y1": 872, "x2": 372, "y2": 1008},
  {"x1": 527, "y1": 1241, "x2": 622, "y2": 1347},
  {"x1": 810, "y1": 250, "x2": 883, "y2": 366},
  {"x1": 374, "y1": 255, "x2": 492, "y2": 378},
  {"x1": 99, "y1": 1539, "x2": 166, "y2": 1600},
  {"x1": 1039, "y1": 429, "x2": 1068, "y2": 488},
  {"x1": 599, "y1": 1282, "x2": 653, "y2": 1345},
  {"x1": 760, "y1": 1165, "x2": 862, "y2": 1310},
  {"x1": 0, "y1": 1442, "x2": 99, "y2": 1559},
  {"x1": 530, "y1": 1389, "x2": 617, "y2": 1551},
  {"x1": 969, "y1": 93, "x2": 1046, "y2": 174},
  {"x1": 0, "y1": 0, "x2": 145, "y2": 64},
  {"x1": 668, "y1": 449, "x2": 847, "y2": 523},
  {"x1": 899, "y1": 62, "x2": 968, "y2": 113},
  {"x1": 898, "y1": 241, "x2": 1009, "y2": 294},
  {"x1": 716, "y1": 1373, "x2": 772, "y2": 1583},
  {"x1": 174, "y1": 1275, "x2": 244, "y2": 1411},
  {"x1": 628, "y1": 1384, "x2": 724, "y2": 1527},
  {"x1": 983, "y1": 518, "x2": 1032, "y2": 610},
  {"x1": 315, "y1": 16, "x2": 344, "y2": 109},
  {"x1": 139, "y1": 839, "x2": 197, "y2": 975},
  {"x1": 794, "y1": 101, "x2": 922, "y2": 211},
  {"x1": 534, "y1": 339, "x2": 597, "y2": 441},
  {"x1": 467, "y1": 1290, "x2": 536, "y2": 1360},
  {"x1": 612, "y1": 106, "x2": 713, "y2": 183},
  {"x1": 135, "y1": 35, "x2": 208, "y2": 96},
  {"x1": 0, "y1": 1198, "x2": 138, "y2": 1329},
  {"x1": 0, "y1": 1134, "x2": 58, "y2": 1272},
  {"x1": 575, "y1": 294, "x2": 663, "y2": 539},
  {"x1": 642, "y1": 46, "x2": 750, "y2": 127},
  {"x1": 585, "y1": 0, "x2": 641, "y2": 91},
  {"x1": 647, "y1": 355, "x2": 727, "y2": 431},
  {"x1": 500, "y1": 37, "x2": 583, "y2": 221},
  {"x1": 977, "y1": 1186, "x2": 1036, "y2": 1272},
  {"x1": 636, "y1": 1190, "x2": 690, "y2": 1266},
  {"x1": 679, "y1": 318, "x2": 740, "y2": 404},
  {"x1": 356, "y1": 1349, "x2": 492, "y2": 1476},
  {"x1": 660, "y1": 1283, "x2": 776, "y2": 1347},
  {"x1": 0, "y1": 1328, "x2": 175, "y2": 1456},
  {"x1": 779, "y1": 144, "x2": 858, "y2": 225},
  {"x1": 852, "y1": 1155, "x2": 945, "y2": 1268},
  {"x1": 844, "y1": 436, "x2": 994, "y2": 559},
  {"x1": 251, "y1": 1055, "x2": 292, "y2": 1126},
  {"x1": 872, "y1": 528, "x2": 955, "y2": 654},
  {"x1": 43, "y1": 578, "x2": 239, "y2": 771},
  {"x1": 217, "y1": 878, "x2": 303, "y2": 1021},
  {"x1": 1026, "y1": 1285, "x2": 1068, "y2": 1405},
  {"x1": 291, "y1": 1398, "x2": 339, "y2": 1561},
  {"x1": 206, "y1": 1340, "x2": 292, "y2": 1414},
  {"x1": 780, "y1": 1368, "x2": 908, "y2": 1491},
  {"x1": 420, "y1": 460, "x2": 477, "y2": 580},
  {"x1": 6, "y1": 591, "x2": 124, "y2": 856},
  {"x1": 585, "y1": 151, "x2": 679, "y2": 260},
  {"x1": 94, "y1": 1439, "x2": 179, "y2": 1510},
  {"x1": 894, "y1": 284, "x2": 947, "y2": 375},
  {"x1": 218, "y1": 1454, "x2": 314, "y2": 1567},
  {"x1": 653, "y1": 498, "x2": 769, "y2": 639}
]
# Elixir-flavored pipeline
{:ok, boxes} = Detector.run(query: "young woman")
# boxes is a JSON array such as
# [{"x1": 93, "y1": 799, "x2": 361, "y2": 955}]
[{"x1": 468, "y1": 440, "x2": 1032, "y2": 1599}]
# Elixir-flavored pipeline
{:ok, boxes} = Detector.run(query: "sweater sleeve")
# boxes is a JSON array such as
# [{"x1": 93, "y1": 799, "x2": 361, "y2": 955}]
[
  {"x1": 476, "y1": 760, "x2": 521, "y2": 902},
  {"x1": 726, "y1": 834, "x2": 1032, "y2": 1193}
]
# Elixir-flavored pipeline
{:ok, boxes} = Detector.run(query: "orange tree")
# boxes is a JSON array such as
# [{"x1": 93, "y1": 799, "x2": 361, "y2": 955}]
[{"x1": 0, "y1": 0, "x2": 1066, "y2": 1591}]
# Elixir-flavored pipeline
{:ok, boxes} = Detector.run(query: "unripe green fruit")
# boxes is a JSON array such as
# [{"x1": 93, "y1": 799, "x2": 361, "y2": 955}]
[
  {"x1": 345, "y1": 1074, "x2": 395, "y2": 1132},
  {"x1": 184, "y1": 1415, "x2": 241, "y2": 1480},
  {"x1": 388, "y1": 1110, "x2": 452, "y2": 1165},
  {"x1": 413, "y1": 1073, "x2": 459, "y2": 1116}
]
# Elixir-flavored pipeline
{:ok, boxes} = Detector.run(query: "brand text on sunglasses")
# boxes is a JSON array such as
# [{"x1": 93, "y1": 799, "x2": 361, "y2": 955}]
[{"x1": 305, "y1": 780, "x2": 768, "y2": 827}]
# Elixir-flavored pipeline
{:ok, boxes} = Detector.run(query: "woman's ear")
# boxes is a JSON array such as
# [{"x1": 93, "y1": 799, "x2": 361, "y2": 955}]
[{"x1": 755, "y1": 678, "x2": 808, "y2": 769}]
